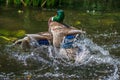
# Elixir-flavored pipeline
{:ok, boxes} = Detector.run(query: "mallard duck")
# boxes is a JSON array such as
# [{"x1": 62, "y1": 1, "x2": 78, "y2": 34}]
[
  {"x1": 48, "y1": 10, "x2": 85, "y2": 60},
  {"x1": 48, "y1": 10, "x2": 85, "y2": 48}
]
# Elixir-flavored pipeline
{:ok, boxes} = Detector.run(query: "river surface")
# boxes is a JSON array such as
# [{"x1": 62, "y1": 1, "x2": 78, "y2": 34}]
[{"x1": 0, "y1": 7, "x2": 120, "y2": 80}]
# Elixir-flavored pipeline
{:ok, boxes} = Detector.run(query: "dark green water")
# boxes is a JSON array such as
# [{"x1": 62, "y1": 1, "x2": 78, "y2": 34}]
[{"x1": 0, "y1": 7, "x2": 120, "y2": 80}]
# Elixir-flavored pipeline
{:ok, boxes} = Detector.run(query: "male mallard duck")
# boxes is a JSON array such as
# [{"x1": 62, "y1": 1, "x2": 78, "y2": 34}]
[
  {"x1": 48, "y1": 10, "x2": 85, "y2": 60},
  {"x1": 48, "y1": 10, "x2": 85, "y2": 48}
]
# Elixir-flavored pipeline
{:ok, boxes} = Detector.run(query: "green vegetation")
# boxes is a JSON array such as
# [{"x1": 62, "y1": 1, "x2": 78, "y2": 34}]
[
  {"x1": 0, "y1": 0, "x2": 58, "y2": 7},
  {"x1": 0, "y1": 29, "x2": 25, "y2": 38},
  {"x1": 0, "y1": 29, "x2": 26, "y2": 43},
  {"x1": 0, "y1": 0, "x2": 120, "y2": 10}
]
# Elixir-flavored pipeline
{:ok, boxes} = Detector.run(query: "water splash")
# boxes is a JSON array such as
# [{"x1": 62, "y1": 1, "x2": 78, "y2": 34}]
[{"x1": 3, "y1": 34, "x2": 120, "y2": 80}]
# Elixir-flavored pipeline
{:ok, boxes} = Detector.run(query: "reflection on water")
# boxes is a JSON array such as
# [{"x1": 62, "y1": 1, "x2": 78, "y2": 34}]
[{"x1": 0, "y1": 7, "x2": 120, "y2": 80}]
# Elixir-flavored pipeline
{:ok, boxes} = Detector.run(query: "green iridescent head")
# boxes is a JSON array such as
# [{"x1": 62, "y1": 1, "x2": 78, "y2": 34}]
[{"x1": 52, "y1": 10, "x2": 65, "y2": 22}]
